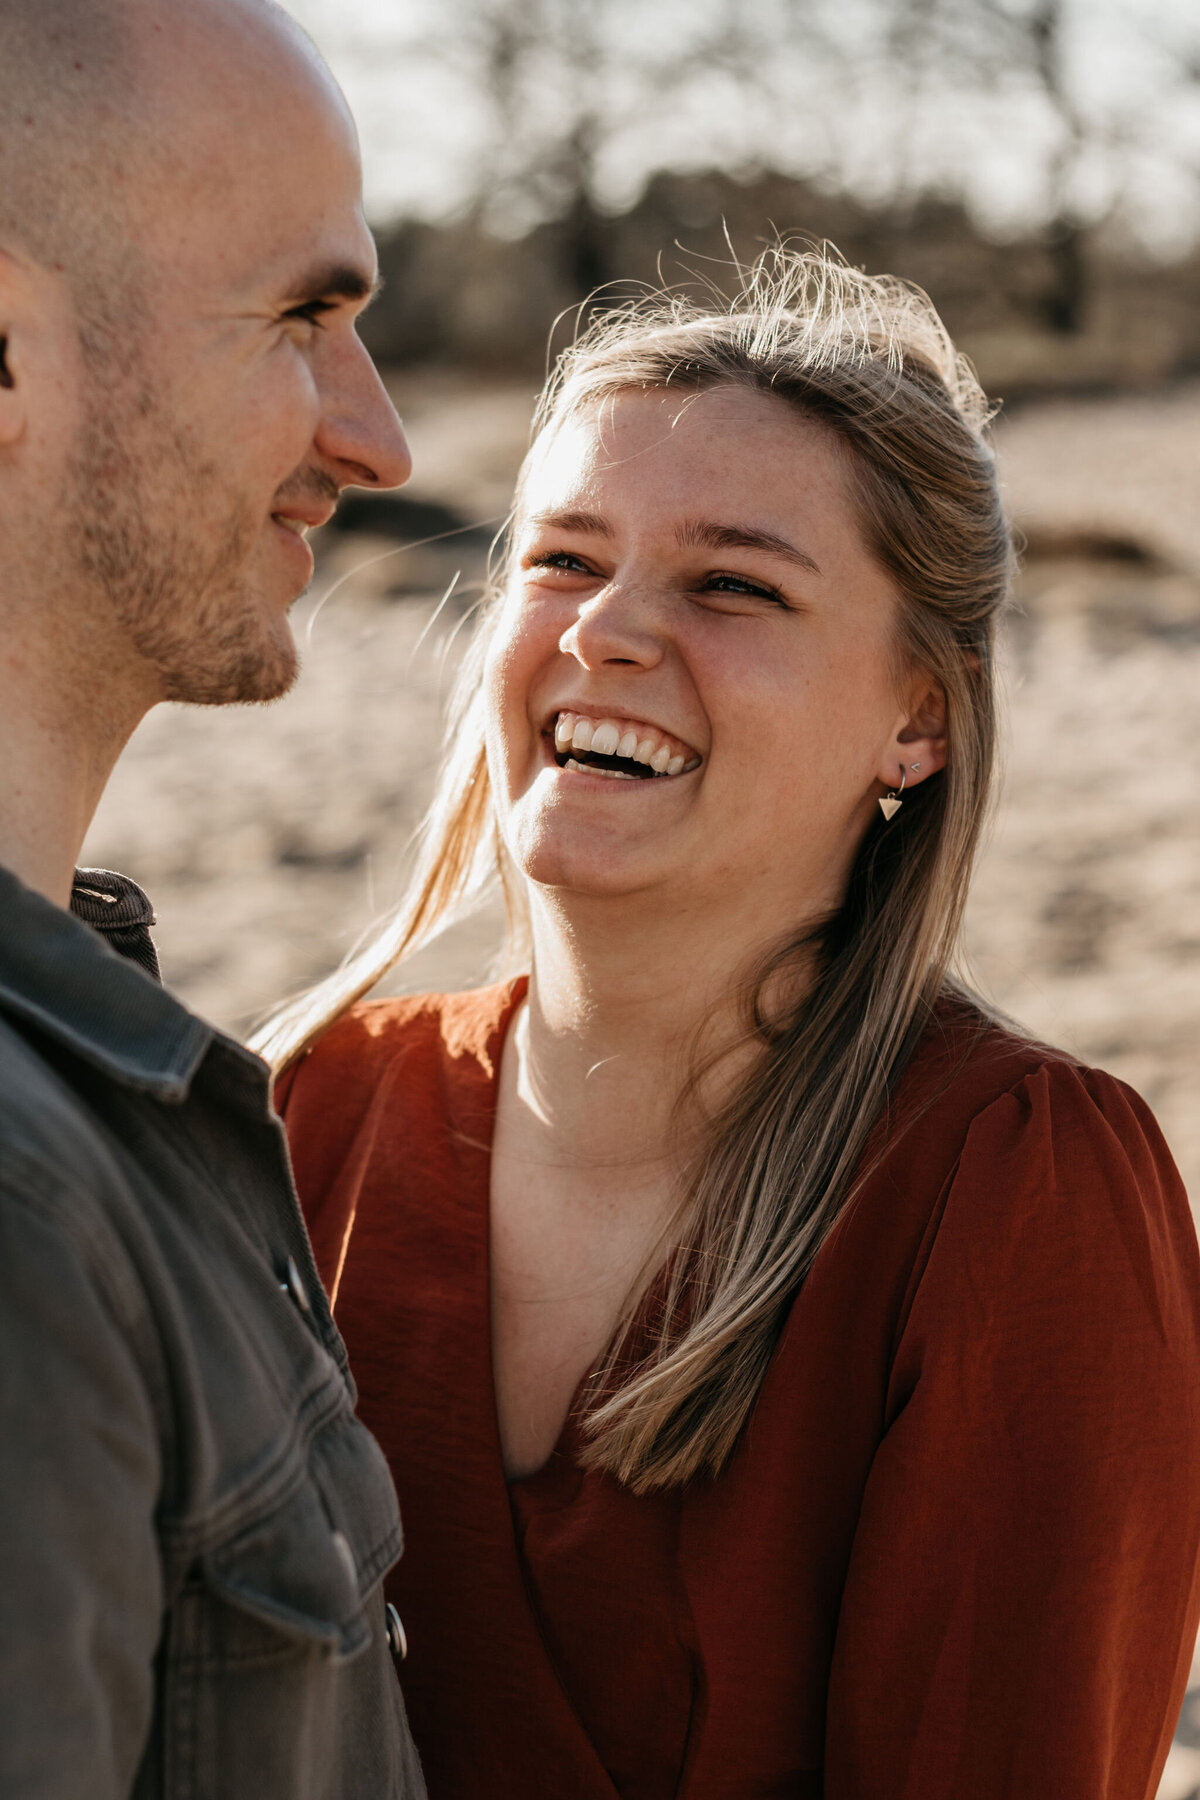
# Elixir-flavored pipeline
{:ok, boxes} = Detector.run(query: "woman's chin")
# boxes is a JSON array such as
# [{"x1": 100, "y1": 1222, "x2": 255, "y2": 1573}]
[
  {"x1": 505, "y1": 799, "x2": 677, "y2": 895},
  {"x1": 525, "y1": 857, "x2": 662, "y2": 902},
  {"x1": 514, "y1": 834, "x2": 668, "y2": 902}
]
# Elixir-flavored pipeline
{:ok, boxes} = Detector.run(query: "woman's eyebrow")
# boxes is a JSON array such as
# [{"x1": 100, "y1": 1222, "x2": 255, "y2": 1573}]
[
  {"x1": 526, "y1": 510, "x2": 821, "y2": 578},
  {"x1": 528, "y1": 508, "x2": 611, "y2": 536},
  {"x1": 678, "y1": 519, "x2": 822, "y2": 575}
]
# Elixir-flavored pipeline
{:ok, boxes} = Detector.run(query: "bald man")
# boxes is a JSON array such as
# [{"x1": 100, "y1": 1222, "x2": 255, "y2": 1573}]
[{"x1": 0, "y1": 2, "x2": 426, "y2": 1794}]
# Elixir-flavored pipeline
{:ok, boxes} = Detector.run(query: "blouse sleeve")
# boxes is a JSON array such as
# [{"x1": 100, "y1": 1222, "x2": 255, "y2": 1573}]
[
  {"x1": 824, "y1": 1061, "x2": 1200, "y2": 1800},
  {"x1": 270, "y1": 1038, "x2": 372, "y2": 1296}
]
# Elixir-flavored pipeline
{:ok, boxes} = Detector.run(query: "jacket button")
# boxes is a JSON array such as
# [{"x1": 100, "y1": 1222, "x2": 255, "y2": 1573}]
[
  {"x1": 279, "y1": 1254, "x2": 311, "y2": 1314},
  {"x1": 385, "y1": 1602, "x2": 408, "y2": 1661}
]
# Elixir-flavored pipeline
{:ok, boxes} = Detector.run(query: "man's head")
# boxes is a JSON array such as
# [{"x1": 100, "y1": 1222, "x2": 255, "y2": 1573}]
[{"x1": 0, "y1": 0, "x2": 410, "y2": 709}]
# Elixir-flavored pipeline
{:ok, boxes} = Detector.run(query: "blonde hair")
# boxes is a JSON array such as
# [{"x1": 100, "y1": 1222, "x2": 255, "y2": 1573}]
[{"x1": 255, "y1": 245, "x2": 1013, "y2": 1491}]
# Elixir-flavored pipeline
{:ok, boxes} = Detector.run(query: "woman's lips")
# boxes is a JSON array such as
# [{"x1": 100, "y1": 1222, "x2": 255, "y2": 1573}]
[{"x1": 550, "y1": 710, "x2": 702, "y2": 779}]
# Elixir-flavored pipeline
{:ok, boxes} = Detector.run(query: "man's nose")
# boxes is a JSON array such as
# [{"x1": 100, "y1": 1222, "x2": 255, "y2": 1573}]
[{"x1": 314, "y1": 335, "x2": 412, "y2": 491}]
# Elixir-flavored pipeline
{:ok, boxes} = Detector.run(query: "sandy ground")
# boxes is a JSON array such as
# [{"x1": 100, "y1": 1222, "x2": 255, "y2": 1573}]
[{"x1": 79, "y1": 368, "x2": 1200, "y2": 1797}]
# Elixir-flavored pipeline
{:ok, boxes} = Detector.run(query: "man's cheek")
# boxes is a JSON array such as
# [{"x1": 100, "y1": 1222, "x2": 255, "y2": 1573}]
[{"x1": 244, "y1": 365, "x2": 321, "y2": 476}]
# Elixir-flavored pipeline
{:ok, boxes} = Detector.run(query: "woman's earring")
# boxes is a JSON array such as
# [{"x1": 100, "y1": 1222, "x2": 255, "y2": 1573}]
[{"x1": 878, "y1": 765, "x2": 908, "y2": 821}]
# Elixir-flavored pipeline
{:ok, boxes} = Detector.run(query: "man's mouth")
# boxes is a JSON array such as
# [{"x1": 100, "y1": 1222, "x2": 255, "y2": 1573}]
[
  {"x1": 551, "y1": 711, "x2": 702, "y2": 781},
  {"x1": 271, "y1": 496, "x2": 337, "y2": 537}
]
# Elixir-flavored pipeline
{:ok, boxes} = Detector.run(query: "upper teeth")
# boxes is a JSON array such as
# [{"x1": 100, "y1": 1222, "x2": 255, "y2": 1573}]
[
  {"x1": 275, "y1": 515, "x2": 309, "y2": 536},
  {"x1": 553, "y1": 712, "x2": 697, "y2": 778}
]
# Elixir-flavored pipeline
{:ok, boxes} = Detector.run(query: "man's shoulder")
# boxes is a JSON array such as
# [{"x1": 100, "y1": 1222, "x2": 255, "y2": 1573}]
[
  {"x1": 0, "y1": 1012, "x2": 121, "y2": 1187},
  {"x1": 0, "y1": 1012, "x2": 154, "y2": 1282}
]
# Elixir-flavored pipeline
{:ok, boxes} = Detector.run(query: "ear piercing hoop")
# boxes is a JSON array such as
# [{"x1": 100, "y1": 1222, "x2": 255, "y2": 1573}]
[{"x1": 878, "y1": 762, "x2": 921, "y2": 822}]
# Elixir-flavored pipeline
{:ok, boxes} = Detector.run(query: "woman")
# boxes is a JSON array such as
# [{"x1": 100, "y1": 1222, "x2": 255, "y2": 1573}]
[{"x1": 262, "y1": 248, "x2": 1200, "y2": 1799}]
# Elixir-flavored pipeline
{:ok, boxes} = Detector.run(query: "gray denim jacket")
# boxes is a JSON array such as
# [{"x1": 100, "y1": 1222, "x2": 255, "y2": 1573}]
[{"x1": 0, "y1": 865, "x2": 426, "y2": 1800}]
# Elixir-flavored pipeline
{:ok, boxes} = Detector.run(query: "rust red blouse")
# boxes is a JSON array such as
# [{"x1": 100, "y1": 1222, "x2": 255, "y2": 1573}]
[{"x1": 277, "y1": 982, "x2": 1200, "y2": 1800}]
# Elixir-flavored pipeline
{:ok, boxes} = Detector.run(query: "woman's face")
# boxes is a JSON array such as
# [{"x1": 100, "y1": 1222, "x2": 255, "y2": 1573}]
[{"x1": 484, "y1": 383, "x2": 944, "y2": 933}]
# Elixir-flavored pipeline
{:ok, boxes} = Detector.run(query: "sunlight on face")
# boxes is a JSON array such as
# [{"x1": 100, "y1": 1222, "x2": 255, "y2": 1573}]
[
  {"x1": 484, "y1": 384, "x2": 921, "y2": 936},
  {"x1": 64, "y1": 5, "x2": 410, "y2": 707}
]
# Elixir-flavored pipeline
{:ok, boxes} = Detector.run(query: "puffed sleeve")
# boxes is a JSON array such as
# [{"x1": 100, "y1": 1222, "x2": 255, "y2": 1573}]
[{"x1": 824, "y1": 1061, "x2": 1200, "y2": 1800}]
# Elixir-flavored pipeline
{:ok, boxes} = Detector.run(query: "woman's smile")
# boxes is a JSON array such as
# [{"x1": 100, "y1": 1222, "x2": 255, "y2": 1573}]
[
  {"x1": 485, "y1": 382, "x2": 930, "y2": 915},
  {"x1": 549, "y1": 711, "x2": 702, "y2": 781}
]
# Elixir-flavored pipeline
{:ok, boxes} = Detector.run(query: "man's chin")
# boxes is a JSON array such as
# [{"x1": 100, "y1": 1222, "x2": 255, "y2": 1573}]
[{"x1": 159, "y1": 613, "x2": 300, "y2": 708}]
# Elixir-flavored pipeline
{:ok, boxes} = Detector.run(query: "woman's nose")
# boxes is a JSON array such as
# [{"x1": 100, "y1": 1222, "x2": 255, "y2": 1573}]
[{"x1": 558, "y1": 585, "x2": 666, "y2": 671}]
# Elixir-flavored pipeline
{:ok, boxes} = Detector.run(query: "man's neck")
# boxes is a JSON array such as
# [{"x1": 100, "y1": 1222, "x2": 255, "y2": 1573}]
[{"x1": 0, "y1": 621, "x2": 149, "y2": 907}]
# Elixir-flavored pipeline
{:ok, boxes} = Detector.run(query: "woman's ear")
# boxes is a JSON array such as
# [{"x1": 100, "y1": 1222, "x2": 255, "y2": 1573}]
[{"x1": 878, "y1": 675, "x2": 948, "y2": 789}]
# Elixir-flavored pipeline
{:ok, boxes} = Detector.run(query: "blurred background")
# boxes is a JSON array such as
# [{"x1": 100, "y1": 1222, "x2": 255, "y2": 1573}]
[
  {"x1": 84, "y1": 0, "x2": 1200, "y2": 1169},
  {"x1": 80, "y1": 5, "x2": 1200, "y2": 1782}
]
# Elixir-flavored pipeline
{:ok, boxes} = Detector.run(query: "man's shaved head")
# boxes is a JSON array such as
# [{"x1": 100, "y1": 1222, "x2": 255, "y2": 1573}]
[
  {"x1": 0, "y1": 3, "x2": 136, "y2": 369},
  {"x1": 0, "y1": 0, "x2": 407, "y2": 720},
  {"x1": 0, "y1": 0, "x2": 330, "y2": 330}
]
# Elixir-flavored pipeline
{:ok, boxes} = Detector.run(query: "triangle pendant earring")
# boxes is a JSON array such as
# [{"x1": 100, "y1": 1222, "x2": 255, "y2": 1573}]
[{"x1": 878, "y1": 764, "x2": 908, "y2": 821}]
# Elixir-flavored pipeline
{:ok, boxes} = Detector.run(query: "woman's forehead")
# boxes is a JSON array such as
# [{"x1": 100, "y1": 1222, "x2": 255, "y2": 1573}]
[{"x1": 516, "y1": 384, "x2": 856, "y2": 535}]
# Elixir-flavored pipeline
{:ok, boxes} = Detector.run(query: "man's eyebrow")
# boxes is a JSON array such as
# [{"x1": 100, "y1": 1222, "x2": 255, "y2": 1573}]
[
  {"x1": 284, "y1": 263, "x2": 383, "y2": 306},
  {"x1": 677, "y1": 519, "x2": 822, "y2": 576}
]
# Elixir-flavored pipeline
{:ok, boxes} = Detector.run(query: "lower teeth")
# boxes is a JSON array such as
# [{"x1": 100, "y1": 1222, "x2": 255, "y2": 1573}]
[
  {"x1": 564, "y1": 757, "x2": 637, "y2": 780},
  {"x1": 560, "y1": 749, "x2": 678, "y2": 780}
]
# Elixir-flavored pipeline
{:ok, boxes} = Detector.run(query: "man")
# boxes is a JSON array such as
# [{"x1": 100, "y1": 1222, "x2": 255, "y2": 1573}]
[{"x1": 0, "y1": 1, "x2": 425, "y2": 1793}]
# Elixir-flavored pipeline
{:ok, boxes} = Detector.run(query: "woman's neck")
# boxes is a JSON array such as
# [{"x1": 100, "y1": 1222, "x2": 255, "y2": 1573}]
[
  {"x1": 490, "y1": 896, "x2": 758, "y2": 1479},
  {"x1": 513, "y1": 889, "x2": 767, "y2": 1180},
  {"x1": 487, "y1": 887, "x2": 810, "y2": 1480}
]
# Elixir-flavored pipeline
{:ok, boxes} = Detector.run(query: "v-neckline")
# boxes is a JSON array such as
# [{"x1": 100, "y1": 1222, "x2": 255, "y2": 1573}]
[
  {"x1": 428, "y1": 976, "x2": 625, "y2": 1795},
  {"x1": 482, "y1": 989, "x2": 683, "y2": 1499},
  {"x1": 473, "y1": 980, "x2": 597, "y2": 1492}
]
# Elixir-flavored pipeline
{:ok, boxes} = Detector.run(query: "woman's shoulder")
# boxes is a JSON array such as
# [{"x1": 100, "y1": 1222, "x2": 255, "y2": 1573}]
[
  {"x1": 274, "y1": 977, "x2": 527, "y2": 1120},
  {"x1": 894, "y1": 992, "x2": 1189, "y2": 1231},
  {"x1": 276, "y1": 979, "x2": 528, "y2": 1254},
  {"x1": 821, "y1": 997, "x2": 1198, "y2": 1381},
  {"x1": 905, "y1": 990, "x2": 1103, "y2": 1121}
]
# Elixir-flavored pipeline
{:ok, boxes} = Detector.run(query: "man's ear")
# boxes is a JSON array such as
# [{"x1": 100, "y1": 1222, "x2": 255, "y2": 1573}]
[
  {"x1": 0, "y1": 326, "x2": 24, "y2": 446},
  {"x1": 0, "y1": 248, "x2": 35, "y2": 444}
]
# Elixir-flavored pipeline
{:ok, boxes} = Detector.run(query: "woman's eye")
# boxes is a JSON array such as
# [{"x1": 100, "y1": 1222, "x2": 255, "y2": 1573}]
[
  {"x1": 525, "y1": 551, "x2": 594, "y2": 576},
  {"x1": 703, "y1": 572, "x2": 789, "y2": 607}
]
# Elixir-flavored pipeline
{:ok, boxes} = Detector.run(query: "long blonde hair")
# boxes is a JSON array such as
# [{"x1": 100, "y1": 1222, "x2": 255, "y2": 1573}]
[{"x1": 255, "y1": 245, "x2": 1013, "y2": 1492}]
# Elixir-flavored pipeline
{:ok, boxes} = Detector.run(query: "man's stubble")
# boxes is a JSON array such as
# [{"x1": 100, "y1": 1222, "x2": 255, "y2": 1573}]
[{"x1": 62, "y1": 344, "x2": 302, "y2": 709}]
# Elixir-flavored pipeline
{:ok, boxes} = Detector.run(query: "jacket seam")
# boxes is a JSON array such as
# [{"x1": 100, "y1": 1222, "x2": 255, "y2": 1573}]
[{"x1": 157, "y1": 1369, "x2": 363, "y2": 1560}]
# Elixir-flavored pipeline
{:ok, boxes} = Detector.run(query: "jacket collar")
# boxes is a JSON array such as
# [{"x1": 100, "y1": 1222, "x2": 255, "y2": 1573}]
[
  {"x1": 0, "y1": 862, "x2": 211, "y2": 1101},
  {"x1": 70, "y1": 865, "x2": 163, "y2": 980}
]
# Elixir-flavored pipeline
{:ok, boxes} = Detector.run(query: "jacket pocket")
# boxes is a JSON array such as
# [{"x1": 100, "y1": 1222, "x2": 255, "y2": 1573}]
[
  {"x1": 201, "y1": 1471, "x2": 372, "y2": 1662},
  {"x1": 160, "y1": 1405, "x2": 408, "y2": 1799}
]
